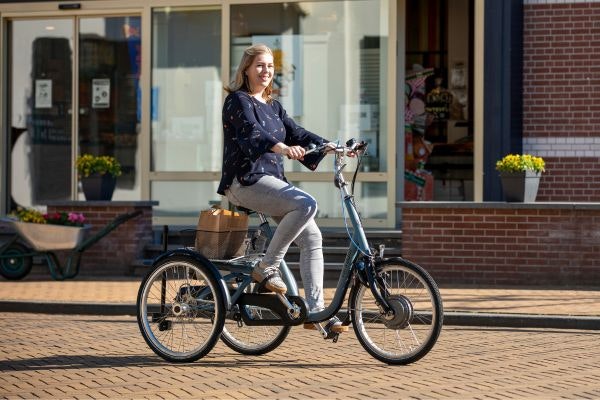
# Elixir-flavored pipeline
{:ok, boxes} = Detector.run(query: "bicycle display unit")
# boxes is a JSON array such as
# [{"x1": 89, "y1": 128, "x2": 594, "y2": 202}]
[{"x1": 137, "y1": 140, "x2": 443, "y2": 365}]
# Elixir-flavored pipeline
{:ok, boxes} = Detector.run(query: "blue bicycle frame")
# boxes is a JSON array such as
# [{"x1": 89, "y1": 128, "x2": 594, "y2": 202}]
[{"x1": 214, "y1": 145, "x2": 378, "y2": 325}]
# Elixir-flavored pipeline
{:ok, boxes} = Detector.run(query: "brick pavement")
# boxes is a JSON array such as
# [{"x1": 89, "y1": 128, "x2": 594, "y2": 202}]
[
  {"x1": 0, "y1": 277, "x2": 599, "y2": 316},
  {"x1": 1, "y1": 313, "x2": 599, "y2": 399}
]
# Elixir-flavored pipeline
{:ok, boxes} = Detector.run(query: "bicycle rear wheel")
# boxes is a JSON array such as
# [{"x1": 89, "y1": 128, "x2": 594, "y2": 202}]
[
  {"x1": 137, "y1": 256, "x2": 225, "y2": 362},
  {"x1": 221, "y1": 281, "x2": 290, "y2": 355},
  {"x1": 350, "y1": 258, "x2": 443, "y2": 365}
]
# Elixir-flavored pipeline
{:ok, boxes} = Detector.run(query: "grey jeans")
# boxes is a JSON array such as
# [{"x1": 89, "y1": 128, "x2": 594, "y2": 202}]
[{"x1": 226, "y1": 175, "x2": 324, "y2": 310}]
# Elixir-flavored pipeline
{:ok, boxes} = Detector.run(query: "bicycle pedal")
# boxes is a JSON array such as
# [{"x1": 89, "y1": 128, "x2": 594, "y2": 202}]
[{"x1": 332, "y1": 333, "x2": 340, "y2": 343}]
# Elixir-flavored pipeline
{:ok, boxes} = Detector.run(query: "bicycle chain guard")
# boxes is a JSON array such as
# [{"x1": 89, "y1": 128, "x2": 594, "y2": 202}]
[{"x1": 237, "y1": 293, "x2": 308, "y2": 326}]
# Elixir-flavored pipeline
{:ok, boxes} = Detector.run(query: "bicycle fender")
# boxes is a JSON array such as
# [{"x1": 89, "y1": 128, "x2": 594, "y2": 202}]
[{"x1": 152, "y1": 248, "x2": 232, "y2": 310}]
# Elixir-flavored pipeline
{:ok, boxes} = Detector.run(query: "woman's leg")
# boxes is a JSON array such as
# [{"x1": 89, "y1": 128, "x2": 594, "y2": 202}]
[
  {"x1": 292, "y1": 220, "x2": 324, "y2": 311},
  {"x1": 227, "y1": 176, "x2": 319, "y2": 293},
  {"x1": 294, "y1": 221, "x2": 347, "y2": 332}
]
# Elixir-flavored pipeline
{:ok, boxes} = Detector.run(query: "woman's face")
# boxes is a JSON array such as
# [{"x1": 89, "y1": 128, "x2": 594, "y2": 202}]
[{"x1": 245, "y1": 53, "x2": 274, "y2": 94}]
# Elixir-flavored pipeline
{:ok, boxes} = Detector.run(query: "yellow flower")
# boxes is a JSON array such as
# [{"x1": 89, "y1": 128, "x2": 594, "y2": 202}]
[
  {"x1": 76, "y1": 154, "x2": 122, "y2": 178},
  {"x1": 496, "y1": 154, "x2": 545, "y2": 174},
  {"x1": 10, "y1": 207, "x2": 46, "y2": 224}
]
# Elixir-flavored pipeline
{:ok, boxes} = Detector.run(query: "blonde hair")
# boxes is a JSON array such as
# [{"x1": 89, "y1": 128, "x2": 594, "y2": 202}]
[{"x1": 225, "y1": 44, "x2": 274, "y2": 103}]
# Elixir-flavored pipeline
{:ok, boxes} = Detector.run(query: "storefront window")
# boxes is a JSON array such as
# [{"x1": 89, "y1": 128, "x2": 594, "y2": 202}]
[
  {"x1": 404, "y1": 0, "x2": 474, "y2": 201},
  {"x1": 231, "y1": 0, "x2": 389, "y2": 219},
  {"x1": 151, "y1": 181, "x2": 221, "y2": 219},
  {"x1": 149, "y1": 7, "x2": 222, "y2": 218},
  {"x1": 151, "y1": 8, "x2": 222, "y2": 172},
  {"x1": 295, "y1": 181, "x2": 387, "y2": 220}
]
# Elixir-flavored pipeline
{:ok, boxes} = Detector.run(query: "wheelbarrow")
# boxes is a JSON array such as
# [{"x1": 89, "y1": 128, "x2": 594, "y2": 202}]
[{"x1": 0, "y1": 210, "x2": 142, "y2": 280}]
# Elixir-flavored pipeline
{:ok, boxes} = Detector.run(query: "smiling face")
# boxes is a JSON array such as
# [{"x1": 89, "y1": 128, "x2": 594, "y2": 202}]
[{"x1": 245, "y1": 53, "x2": 274, "y2": 96}]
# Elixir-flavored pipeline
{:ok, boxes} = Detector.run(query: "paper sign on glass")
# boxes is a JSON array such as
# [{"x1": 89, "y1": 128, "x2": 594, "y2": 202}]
[
  {"x1": 92, "y1": 78, "x2": 110, "y2": 108},
  {"x1": 35, "y1": 79, "x2": 52, "y2": 109}
]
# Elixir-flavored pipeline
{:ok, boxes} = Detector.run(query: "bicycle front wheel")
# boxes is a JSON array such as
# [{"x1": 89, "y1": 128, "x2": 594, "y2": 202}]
[
  {"x1": 137, "y1": 256, "x2": 225, "y2": 363},
  {"x1": 350, "y1": 258, "x2": 443, "y2": 365}
]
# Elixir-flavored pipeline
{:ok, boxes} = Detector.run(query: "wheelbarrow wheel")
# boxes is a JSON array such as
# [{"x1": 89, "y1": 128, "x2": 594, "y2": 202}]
[{"x1": 0, "y1": 243, "x2": 33, "y2": 280}]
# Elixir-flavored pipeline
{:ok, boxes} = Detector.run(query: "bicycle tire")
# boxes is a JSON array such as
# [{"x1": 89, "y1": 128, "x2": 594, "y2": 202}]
[
  {"x1": 137, "y1": 255, "x2": 225, "y2": 363},
  {"x1": 0, "y1": 243, "x2": 33, "y2": 280},
  {"x1": 349, "y1": 257, "x2": 443, "y2": 365},
  {"x1": 220, "y1": 281, "x2": 290, "y2": 355}
]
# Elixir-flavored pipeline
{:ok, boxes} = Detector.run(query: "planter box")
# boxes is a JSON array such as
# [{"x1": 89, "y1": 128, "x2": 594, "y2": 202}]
[
  {"x1": 499, "y1": 170, "x2": 541, "y2": 202},
  {"x1": 4, "y1": 219, "x2": 89, "y2": 251},
  {"x1": 81, "y1": 173, "x2": 116, "y2": 201}
]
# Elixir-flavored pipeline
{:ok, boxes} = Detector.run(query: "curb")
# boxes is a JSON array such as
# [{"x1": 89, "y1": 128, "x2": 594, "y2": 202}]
[
  {"x1": 0, "y1": 300, "x2": 136, "y2": 316},
  {"x1": 443, "y1": 311, "x2": 600, "y2": 330},
  {"x1": 1, "y1": 300, "x2": 599, "y2": 330}
]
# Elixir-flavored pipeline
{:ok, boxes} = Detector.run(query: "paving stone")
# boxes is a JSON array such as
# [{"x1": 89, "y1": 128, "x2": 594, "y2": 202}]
[{"x1": 1, "y1": 313, "x2": 600, "y2": 399}]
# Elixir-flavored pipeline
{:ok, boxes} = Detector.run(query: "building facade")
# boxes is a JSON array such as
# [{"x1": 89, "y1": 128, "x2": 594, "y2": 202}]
[
  {"x1": 523, "y1": 0, "x2": 600, "y2": 201},
  {"x1": 0, "y1": 0, "x2": 598, "y2": 229}
]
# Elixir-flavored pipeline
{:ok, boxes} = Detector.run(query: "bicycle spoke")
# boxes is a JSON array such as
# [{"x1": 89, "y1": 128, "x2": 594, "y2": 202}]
[
  {"x1": 137, "y1": 258, "x2": 224, "y2": 362},
  {"x1": 351, "y1": 260, "x2": 442, "y2": 364}
]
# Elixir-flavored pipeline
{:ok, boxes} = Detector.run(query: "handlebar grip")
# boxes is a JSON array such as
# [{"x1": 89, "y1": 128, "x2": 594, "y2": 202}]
[{"x1": 304, "y1": 139, "x2": 368, "y2": 155}]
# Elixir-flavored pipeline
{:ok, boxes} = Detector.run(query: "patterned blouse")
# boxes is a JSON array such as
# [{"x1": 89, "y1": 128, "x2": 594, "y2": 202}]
[{"x1": 217, "y1": 91, "x2": 328, "y2": 195}]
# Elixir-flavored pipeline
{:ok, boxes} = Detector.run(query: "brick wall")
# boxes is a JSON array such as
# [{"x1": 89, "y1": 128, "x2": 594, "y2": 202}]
[
  {"x1": 401, "y1": 204, "x2": 600, "y2": 287},
  {"x1": 523, "y1": 1, "x2": 600, "y2": 201},
  {"x1": 536, "y1": 156, "x2": 600, "y2": 201},
  {"x1": 47, "y1": 202, "x2": 155, "y2": 276}
]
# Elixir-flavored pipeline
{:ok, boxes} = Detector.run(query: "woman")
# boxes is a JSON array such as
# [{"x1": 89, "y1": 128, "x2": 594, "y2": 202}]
[{"x1": 218, "y1": 44, "x2": 346, "y2": 333}]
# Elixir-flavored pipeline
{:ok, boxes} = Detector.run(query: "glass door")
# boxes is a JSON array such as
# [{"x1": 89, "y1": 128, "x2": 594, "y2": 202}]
[
  {"x1": 78, "y1": 16, "x2": 141, "y2": 200},
  {"x1": 8, "y1": 18, "x2": 73, "y2": 209},
  {"x1": 6, "y1": 13, "x2": 141, "y2": 211}
]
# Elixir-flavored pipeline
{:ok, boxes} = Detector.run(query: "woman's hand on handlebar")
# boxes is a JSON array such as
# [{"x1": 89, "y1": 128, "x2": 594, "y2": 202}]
[
  {"x1": 272, "y1": 143, "x2": 306, "y2": 160},
  {"x1": 284, "y1": 145, "x2": 306, "y2": 160},
  {"x1": 324, "y1": 142, "x2": 338, "y2": 154}
]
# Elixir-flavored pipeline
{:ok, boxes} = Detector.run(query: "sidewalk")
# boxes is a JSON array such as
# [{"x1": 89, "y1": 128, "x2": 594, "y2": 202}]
[{"x1": 1, "y1": 275, "x2": 599, "y2": 329}]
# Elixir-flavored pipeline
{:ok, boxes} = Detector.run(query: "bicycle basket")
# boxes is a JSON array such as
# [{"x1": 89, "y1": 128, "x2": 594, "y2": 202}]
[{"x1": 194, "y1": 207, "x2": 248, "y2": 259}]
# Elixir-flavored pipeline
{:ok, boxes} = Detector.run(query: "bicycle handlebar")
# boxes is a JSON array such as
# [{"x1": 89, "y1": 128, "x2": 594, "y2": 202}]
[{"x1": 305, "y1": 139, "x2": 368, "y2": 156}]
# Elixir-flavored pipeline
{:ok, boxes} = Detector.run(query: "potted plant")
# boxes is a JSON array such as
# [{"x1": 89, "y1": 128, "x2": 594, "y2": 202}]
[
  {"x1": 76, "y1": 154, "x2": 122, "y2": 201},
  {"x1": 5, "y1": 207, "x2": 89, "y2": 251},
  {"x1": 496, "y1": 154, "x2": 545, "y2": 202}
]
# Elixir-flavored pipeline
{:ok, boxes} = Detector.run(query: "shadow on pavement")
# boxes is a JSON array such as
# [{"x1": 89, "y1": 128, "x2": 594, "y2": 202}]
[{"x1": 0, "y1": 353, "x2": 379, "y2": 371}]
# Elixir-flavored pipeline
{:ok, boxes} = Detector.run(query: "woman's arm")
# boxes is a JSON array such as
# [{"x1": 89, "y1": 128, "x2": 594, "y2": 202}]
[{"x1": 274, "y1": 101, "x2": 333, "y2": 169}]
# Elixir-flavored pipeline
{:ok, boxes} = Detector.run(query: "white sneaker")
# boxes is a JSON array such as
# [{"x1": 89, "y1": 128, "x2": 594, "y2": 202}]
[{"x1": 251, "y1": 263, "x2": 287, "y2": 294}]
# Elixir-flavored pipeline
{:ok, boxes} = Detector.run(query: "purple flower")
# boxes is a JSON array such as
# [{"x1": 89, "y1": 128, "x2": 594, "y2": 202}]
[{"x1": 67, "y1": 212, "x2": 85, "y2": 225}]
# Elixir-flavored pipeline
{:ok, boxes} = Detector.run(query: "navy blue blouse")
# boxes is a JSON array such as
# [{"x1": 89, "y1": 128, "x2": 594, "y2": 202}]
[{"x1": 217, "y1": 91, "x2": 328, "y2": 195}]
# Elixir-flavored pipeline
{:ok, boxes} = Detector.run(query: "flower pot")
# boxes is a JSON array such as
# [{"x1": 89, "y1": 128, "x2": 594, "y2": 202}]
[
  {"x1": 81, "y1": 173, "x2": 116, "y2": 201},
  {"x1": 499, "y1": 170, "x2": 541, "y2": 202}
]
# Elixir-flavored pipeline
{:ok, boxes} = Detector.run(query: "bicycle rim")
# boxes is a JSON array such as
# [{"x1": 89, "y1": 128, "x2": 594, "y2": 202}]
[
  {"x1": 221, "y1": 281, "x2": 289, "y2": 355},
  {"x1": 137, "y1": 257, "x2": 225, "y2": 362},
  {"x1": 351, "y1": 258, "x2": 443, "y2": 365},
  {"x1": 221, "y1": 307, "x2": 290, "y2": 355}
]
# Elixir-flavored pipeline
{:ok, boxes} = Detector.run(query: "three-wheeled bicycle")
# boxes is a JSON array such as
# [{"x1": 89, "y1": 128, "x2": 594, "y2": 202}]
[{"x1": 137, "y1": 140, "x2": 443, "y2": 365}]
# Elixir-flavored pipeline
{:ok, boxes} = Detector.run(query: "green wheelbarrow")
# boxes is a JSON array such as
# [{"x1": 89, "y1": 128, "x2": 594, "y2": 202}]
[{"x1": 0, "y1": 210, "x2": 142, "y2": 280}]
